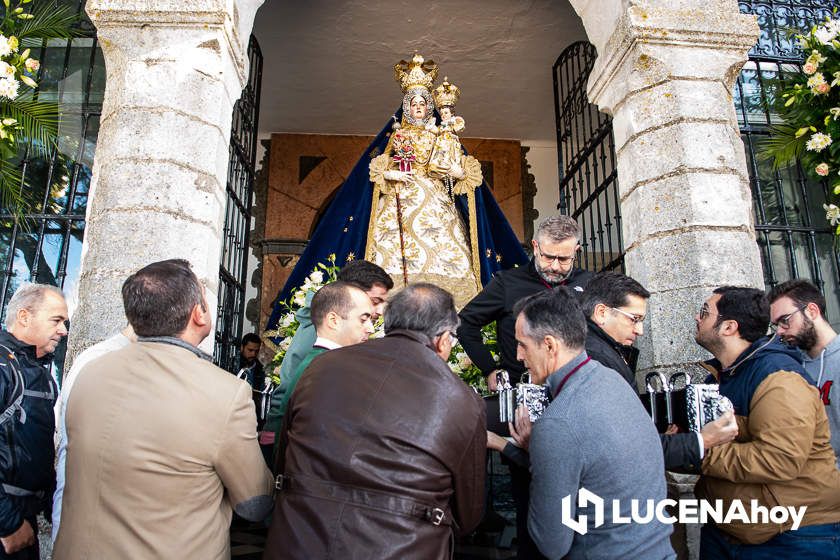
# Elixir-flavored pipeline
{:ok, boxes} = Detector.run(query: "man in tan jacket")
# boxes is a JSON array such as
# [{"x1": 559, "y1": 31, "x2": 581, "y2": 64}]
[
  {"x1": 693, "y1": 286, "x2": 840, "y2": 556},
  {"x1": 54, "y1": 259, "x2": 272, "y2": 560}
]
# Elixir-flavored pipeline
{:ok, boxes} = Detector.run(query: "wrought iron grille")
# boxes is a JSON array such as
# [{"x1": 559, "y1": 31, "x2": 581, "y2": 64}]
[
  {"x1": 736, "y1": 0, "x2": 840, "y2": 325},
  {"x1": 553, "y1": 41, "x2": 623, "y2": 273},
  {"x1": 214, "y1": 36, "x2": 263, "y2": 372},
  {"x1": 0, "y1": 0, "x2": 100, "y2": 376}
]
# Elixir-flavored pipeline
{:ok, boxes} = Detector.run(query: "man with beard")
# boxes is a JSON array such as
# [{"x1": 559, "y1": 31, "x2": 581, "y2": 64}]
[
  {"x1": 769, "y1": 279, "x2": 840, "y2": 467},
  {"x1": 457, "y1": 215, "x2": 591, "y2": 559},
  {"x1": 693, "y1": 286, "x2": 840, "y2": 556}
]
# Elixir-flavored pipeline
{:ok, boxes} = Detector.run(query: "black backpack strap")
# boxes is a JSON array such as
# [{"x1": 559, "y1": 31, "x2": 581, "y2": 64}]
[{"x1": 0, "y1": 343, "x2": 26, "y2": 426}]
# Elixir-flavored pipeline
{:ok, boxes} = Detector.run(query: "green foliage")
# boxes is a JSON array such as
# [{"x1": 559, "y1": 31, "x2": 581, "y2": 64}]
[
  {"x1": 0, "y1": 0, "x2": 79, "y2": 217},
  {"x1": 448, "y1": 323, "x2": 496, "y2": 394},
  {"x1": 761, "y1": 13, "x2": 840, "y2": 235},
  {"x1": 265, "y1": 254, "x2": 341, "y2": 383},
  {"x1": 264, "y1": 254, "x2": 496, "y2": 392},
  {"x1": 12, "y1": 0, "x2": 79, "y2": 39}
]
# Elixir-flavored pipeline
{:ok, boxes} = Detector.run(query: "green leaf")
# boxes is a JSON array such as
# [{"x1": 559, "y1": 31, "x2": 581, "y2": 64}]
[
  {"x1": 759, "y1": 123, "x2": 808, "y2": 169},
  {"x1": 0, "y1": 162, "x2": 27, "y2": 220},
  {"x1": 16, "y1": 2, "x2": 82, "y2": 39},
  {"x1": 0, "y1": 96, "x2": 59, "y2": 158}
]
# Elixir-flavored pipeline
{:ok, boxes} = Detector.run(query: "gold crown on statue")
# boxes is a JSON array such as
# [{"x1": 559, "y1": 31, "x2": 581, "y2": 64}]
[
  {"x1": 394, "y1": 53, "x2": 438, "y2": 92},
  {"x1": 433, "y1": 77, "x2": 460, "y2": 108}
]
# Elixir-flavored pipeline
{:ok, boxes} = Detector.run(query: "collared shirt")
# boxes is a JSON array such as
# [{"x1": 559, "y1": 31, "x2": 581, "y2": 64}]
[{"x1": 313, "y1": 336, "x2": 342, "y2": 351}]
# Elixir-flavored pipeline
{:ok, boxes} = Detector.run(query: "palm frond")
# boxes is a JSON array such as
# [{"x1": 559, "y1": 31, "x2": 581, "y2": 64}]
[
  {"x1": 0, "y1": 97, "x2": 59, "y2": 158},
  {"x1": 757, "y1": 123, "x2": 807, "y2": 169},
  {"x1": 16, "y1": 2, "x2": 82, "y2": 39},
  {"x1": 0, "y1": 161, "x2": 27, "y2": 220}
]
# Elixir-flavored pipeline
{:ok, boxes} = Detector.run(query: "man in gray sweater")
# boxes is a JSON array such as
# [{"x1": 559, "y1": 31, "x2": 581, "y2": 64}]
[
  {"x1": 769, "y1": 279, "x2": 840, "y2": 467},
  {"x1": 514, "y1": 288, "x2": 674, "y2": 560}
]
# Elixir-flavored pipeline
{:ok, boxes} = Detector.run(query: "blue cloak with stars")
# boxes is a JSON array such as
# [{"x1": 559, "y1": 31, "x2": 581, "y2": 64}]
[{"x1": 265, "y1": 108, "x2": 528, "y2": 337}]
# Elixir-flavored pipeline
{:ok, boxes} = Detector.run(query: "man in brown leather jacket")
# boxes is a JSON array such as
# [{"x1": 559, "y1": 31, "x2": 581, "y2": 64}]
[{"x1": 264, "y1": 283, "x2": 486, "y2": 560}]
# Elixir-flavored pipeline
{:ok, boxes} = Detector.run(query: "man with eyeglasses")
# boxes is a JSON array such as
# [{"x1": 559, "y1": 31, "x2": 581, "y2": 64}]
[
  {"x1": 692, "y1": 286, "x2": 840, "y2": 557},
  {"x1": 578, "y1": 273, "x2": 737, "y2": 471},
  {"x1": 457, "y1": 215, "x2": 591, "y2": 560},
  {"x1": 580, "y1": 271, "x2": 649, "y2": 389},
  {"x1": 769, "y1": 279, "x2": 840, "y2": 467},
  {"x1": 458, "y1": 214, "x2": 591, "y2": 393}
]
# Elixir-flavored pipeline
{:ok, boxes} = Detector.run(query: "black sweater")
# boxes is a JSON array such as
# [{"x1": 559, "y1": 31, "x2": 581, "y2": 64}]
[{"x1": 457, "y1": 259, "x2": 591, "y2": 383}]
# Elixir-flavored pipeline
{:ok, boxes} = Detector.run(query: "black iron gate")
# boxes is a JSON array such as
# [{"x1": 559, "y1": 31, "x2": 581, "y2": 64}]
[
  {"x1": 214, "y1": 36, "x2": 263, "y2": 372},
  {"x1": 553, "y1": 41, "x2": 623, "y2": 273},
  {"x1": 0, "y1": 0, "x2": 99, "y2": 376},
  {"x1": 736, "y1": 0, "x2": 840, "y2": 324}
]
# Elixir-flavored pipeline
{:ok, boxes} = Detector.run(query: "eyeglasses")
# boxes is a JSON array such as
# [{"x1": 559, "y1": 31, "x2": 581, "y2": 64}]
[
  {"x1": 610, "y1": 307, "x2": 645, "y2": 325},
  {"x1": 770, "y1": 306, "x2": 805, "y2": 331},
  {"x1": 698, "y1": 304, "x2": 723, "y2": 321},
  {"x1": 535, "y1": 242, "x2": 577, "y2": 265}
]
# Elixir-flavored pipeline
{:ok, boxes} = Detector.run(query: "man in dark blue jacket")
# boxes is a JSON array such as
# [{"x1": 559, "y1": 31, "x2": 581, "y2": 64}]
[
  {"x1": 694, "y1": 286, "x2": 840, "y2": 555},
  {"x1": 0, "y1": 283, "x2": 68, "y2": 559}
]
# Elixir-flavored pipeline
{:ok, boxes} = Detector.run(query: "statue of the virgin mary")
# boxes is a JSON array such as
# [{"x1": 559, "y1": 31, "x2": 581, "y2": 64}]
[
  {"x1": 266, "y1": 54, "x2": 527, "y2": 334},
  {"x1": 366, "y1": 55, "x2": 483, "y2": 306}
]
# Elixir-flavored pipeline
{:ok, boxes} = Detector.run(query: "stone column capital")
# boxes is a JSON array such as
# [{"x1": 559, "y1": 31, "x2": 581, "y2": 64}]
[
  {"x1": 586, "y1": 1, "x2": 759, "y2": 114},
  {"x1": 86, "y1": 0, "x2": 262, "y2": 88}
]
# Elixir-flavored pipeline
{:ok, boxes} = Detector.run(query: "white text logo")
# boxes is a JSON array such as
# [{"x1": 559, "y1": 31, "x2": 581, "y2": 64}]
[{"x1": 561, "y1": 487, "x2": 807, "y2": 535}]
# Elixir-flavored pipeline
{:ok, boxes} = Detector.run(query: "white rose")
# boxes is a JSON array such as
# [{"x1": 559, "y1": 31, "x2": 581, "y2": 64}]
[
  {"x1": 0, "y1": 77, "x2": 19, "y2": 100},
  {"x1": 815, "y1": 25, "x2": 836, "y2": 46},
  {"x1": 308, "y1": 270, "x2": 324, "y2": 284},
  {"x1": 280, "y1": 313, "x2": 294, "y2": 328},
  {"x1": 293, "y1": 291, "x2": 307, "y2": 307}
]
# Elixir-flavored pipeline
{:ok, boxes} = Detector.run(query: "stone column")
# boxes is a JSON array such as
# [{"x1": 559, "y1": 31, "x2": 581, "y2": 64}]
[
  {"x1": 69, "y1": 0, "x2": 262, "y2": 357},
  {"x1": 573, "y1": 0, "x2": 763, "y2": 378}
]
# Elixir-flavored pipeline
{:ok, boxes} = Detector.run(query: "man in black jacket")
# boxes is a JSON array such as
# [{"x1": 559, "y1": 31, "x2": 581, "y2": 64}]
[
  {"x1": 580, "y1": 271, "x2": 648, "y2": 390},
  {"x1": 458, "y1": 215, "x2": 590, "y2": 560},
  {"x1": 458, "y1": 215, "x2": 591, "y2": 391},
  {"x1": 0, "y1": 283, "x2": 68, "y2": 559},
  {"x1": 580, "y1": 271, "x2": 737, "y2": 470}
]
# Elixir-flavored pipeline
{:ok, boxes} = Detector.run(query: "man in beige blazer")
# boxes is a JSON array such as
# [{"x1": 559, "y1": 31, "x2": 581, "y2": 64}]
[{"x1": 54, "y1": 259, "x2": 272, "y2": 560}]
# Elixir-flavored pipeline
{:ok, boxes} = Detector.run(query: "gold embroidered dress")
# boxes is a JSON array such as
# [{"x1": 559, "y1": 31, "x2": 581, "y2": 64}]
[{"x1": 366, "y1": 55, "x2": 483, "y2": 307}]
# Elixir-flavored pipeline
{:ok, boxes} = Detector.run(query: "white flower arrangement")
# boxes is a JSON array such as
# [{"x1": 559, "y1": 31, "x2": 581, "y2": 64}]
[
  {"x1": 264, "y1": 253, "x2": 494, "y2": 391},
  {"x1": 766, "y1": 14, "x2": 840, "y2": 236}
]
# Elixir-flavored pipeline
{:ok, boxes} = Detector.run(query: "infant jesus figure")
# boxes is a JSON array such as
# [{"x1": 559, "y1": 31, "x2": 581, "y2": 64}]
[{"x1": 427, "y1": 78, "x2": 466, "y2": 181}]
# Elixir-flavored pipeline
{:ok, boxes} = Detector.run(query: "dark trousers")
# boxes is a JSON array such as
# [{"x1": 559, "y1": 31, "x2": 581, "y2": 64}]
[
  {"x1": 700, "y1": 522, "x2": 840, "y2": 559},
  {"x1": 509, "y1": 462, "x2": 547, "y2": 560}
]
